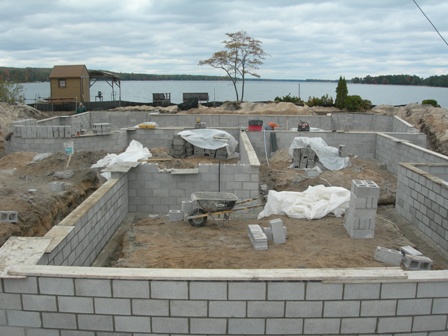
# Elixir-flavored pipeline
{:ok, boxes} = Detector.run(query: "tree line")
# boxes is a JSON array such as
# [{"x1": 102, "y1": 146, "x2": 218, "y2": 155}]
[
  {"x1": 0, "y1": 67, "x2": 227, "y2": 83},
  {"x1": 351, "y1": 74, "x2": 448, "y2": 87},
  {"x1": 1, "y1": 66, "x2": 448, "y2": 88}
]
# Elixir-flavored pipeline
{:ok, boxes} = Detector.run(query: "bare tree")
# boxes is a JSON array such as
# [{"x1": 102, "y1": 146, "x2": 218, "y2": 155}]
[{"x1": 199, "y1": 31, "x2": 268, "y2": 102}]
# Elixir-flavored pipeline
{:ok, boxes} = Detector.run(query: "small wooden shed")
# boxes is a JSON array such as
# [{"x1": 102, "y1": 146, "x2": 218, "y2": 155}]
[{"x1": 49, "y1": 65, "x2": 90, "y2": 103}]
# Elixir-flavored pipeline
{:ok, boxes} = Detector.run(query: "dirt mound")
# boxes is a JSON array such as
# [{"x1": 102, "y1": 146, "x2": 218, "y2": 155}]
[
  {"x1": 0, "y1": 151, "x2": 107, "y2": 247},
  {"x1": 0, "y1": 103, "x2": 50, "y2": 154},
  {"x1": 399, "y1": 104, "x2": 448, "y2": 156}
]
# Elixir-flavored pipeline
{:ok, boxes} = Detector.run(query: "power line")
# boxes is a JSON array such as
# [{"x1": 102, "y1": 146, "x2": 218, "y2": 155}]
[{"x1": 413, "y1": 0, "x2": 448, "y2": 48}]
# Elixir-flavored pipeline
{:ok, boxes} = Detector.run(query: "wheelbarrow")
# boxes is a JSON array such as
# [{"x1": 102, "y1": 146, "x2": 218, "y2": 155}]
[{"x1": 186, "y1": 191, "x2": 262, "y2": 227}]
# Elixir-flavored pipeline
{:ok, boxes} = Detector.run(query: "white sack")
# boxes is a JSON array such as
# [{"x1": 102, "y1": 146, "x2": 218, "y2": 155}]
[
  {"x1": 258, "y1": 185, "x2": 350, "y2": 220},
  {"x1": 108, "y1": 140, "x2": 152, "y2": 166},
  {"x1": 178, "y1": 129, "x2": 238, "y2": 158},
  {"x1": 289, "y1": 137, "x2": 349, "y2": 170},
  {"x1": 91, "y1": 140, "x2": 152, "y2": 178}
]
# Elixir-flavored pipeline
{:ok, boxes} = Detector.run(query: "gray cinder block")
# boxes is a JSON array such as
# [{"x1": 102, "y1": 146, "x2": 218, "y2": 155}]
[
  {"x1": 400, "y1": 246, "x2": 423, "y2": 256},
  {"x1": 374, "y1": 246, "x2": 403, "y2": 266},
  {"x1": 263, "y1": 226, "x2": 288, "y2": 241},
  {"x1": 248, "y1": 224, "x2": 268, "y2": 250},
  {"x1": 49, "y1": 181, "x2": 66, "y2": 192},
  {"x1": 270, "y1": 218, "x2": 286, "y2": 244},
  {"x1": 168, "y1": 210, "x2": 184, "y2": 221},
  {"x1": 402, "y1": 254, "x2": 432, "y2": 270},
  {"x1": 0, "y1": 211, "x2": 19, "y2": 223}
]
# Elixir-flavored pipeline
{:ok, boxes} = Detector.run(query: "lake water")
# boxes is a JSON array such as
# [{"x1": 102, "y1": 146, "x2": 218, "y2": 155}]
[{"x1": 21, "y1": 80, "x2": 448, "y2": 108}]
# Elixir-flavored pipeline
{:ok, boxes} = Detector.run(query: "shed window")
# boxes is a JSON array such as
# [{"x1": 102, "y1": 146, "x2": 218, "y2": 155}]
[{"x1": 58, "y1": 79, "x2": 66, "y2": 88}]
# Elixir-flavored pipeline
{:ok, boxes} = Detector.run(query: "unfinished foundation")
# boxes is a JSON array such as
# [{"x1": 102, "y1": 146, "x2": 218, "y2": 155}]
[{"x1": 1, "y1": 111, "x2": 448, "y2": 335}]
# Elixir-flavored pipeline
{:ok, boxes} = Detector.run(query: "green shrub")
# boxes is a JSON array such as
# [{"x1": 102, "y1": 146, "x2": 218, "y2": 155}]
[
  {"x1": 422, "y1": 99, "x2": 439, "y2": 107},
  {"x1": 274, "y1": 93, "x2": 304, "y2": 104},
  {"x1": 0, "y1": 80, "x2": 24, "y2": 104},
  {"x1": 306, "y1": 94, "x2": 334, "y2": 107},
  {"x1": 343, "y1": 95, "x2": 372, "y2": 111}
]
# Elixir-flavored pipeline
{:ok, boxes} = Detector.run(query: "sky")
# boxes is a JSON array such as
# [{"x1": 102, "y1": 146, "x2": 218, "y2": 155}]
[{"x1": 1, "y1": 0, "x2": 447, "y2": 80}]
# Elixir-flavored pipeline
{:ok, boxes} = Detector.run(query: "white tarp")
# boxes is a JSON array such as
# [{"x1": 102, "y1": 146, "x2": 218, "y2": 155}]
[
  {"x1": 91, "y1": 140, "x2": 152, "y2": 179},
  {"x1": 258, "y1": 185, "x2": 351, "y2": 220},
  {"x1": 178, "y1": 129, "x2": 239, "y2": 158},
  {"x1": 289, "y1": 137, "x2": 350, "y2": 170}
]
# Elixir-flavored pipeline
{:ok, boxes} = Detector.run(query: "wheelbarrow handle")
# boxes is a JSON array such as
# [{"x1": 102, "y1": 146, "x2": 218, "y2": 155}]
[{"x1": 235, "y1": 198, "x2": 258, "y2": 205}]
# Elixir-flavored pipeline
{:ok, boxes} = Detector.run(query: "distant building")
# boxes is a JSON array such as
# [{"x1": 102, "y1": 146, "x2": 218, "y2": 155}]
[{"x1": 49, "y1": 65, "x2": 90, "y2": 103}]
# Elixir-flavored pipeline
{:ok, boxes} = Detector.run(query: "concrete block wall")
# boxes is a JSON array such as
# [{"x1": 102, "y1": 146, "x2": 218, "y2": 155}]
[
  {"x1": 5, "y1": 129, "x2": 129, "y2": 154},
  {"x1": 91, "y1": 111, "x2": 149, "y2": 127},
  {"x1": 418, "y1": 163, "x2": 448, "y2": 181},
  {"x1": 33, "y1": 116, "x2": 62, "y2": 127},
  {"x1": 97, "y1": 112, "x2": 401, "y2": 132},
  {"x1": 391, "y1": 115, "x2": 420, "y2": 133},
  {"x1": 396, "y1": 162, "x2": 448, "y2": 251},
  {"x1": 128, "y1": 163, "x2": 259, "y2": 213},
  {"x1": 330, "y1": 113, "x2": 392, "y2": 131},
  {"x1": 1, "y1": 267, "x2": 448, "y2": 335},
  {"x1": 239, "y1": 129, "x2": 261, "y2": 166},
  {"x1": 13, "y1": 125, "x2": 71, "y2": 138},
  {"x1": 247, "y1": 131, "x2": 378, "y2": 158},
  {"x1": 37, "y1": 174, "x2": 128, "y2": 267},
  {"x1": 376, "y1": 133, "x2": 448, "y2": 175},
  {"x1": 70, "y1": 112, "x2": 91, "y2": 135},
  {"x1": 31, "y1": 113, "x2": 92, "y2": 135},
  {"x1": 9, "y1": 118, "x2": 37, "y2": 132}
]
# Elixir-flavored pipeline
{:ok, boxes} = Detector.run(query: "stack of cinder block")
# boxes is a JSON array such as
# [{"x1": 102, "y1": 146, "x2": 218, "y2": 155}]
[
  {"x1": 204, "y1": 149, "x2": 216, "y2": 157},
  {"x1": 92, "y1": 123, "x2": 112, "y2": 135},
  {"x1": 193, "y1": 146, "x2": 205, "y2": 157},
  {"x1": 194, "y1": 122, "x2": 206, "y2": 129},
  {"x1": 400, "y1": 245, "x2": 433, "y2": 270},
  {"x1": 248, "y1": 219, "x2": 287, "y2": 250},
  {"x1": 344, "y1": 179, "x2": 380, "y2": 239},
  {"x1": 214, "y1": 147, "x2": 228, "y2": 160},
  {"x1": 374, "y1": 245, "x2": 433, "y2": 270},
  {"x1": 170, "y1": 135, "x2": 188, "y2": 158},
  {"x1": 247, "y1": 224, "x2": 268, "y2": 250},
  {"x1": 170, "y1": 137, "x2": 227, "y2": 159},
  {"x1": 292, "y1": 147, "x2": 316, "y2": 169},
  {"x1": 13, "y1": 125, "x2": 72, "y2": 138}
]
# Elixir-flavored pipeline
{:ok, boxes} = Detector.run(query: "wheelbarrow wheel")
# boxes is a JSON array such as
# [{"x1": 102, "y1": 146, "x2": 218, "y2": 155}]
[{"x1": 188, "y1": 208, "x2": 208, "y2": 227}]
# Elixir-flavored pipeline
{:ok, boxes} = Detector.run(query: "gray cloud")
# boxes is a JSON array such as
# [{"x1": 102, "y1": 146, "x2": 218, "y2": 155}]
[{"x1": 0, "y1": 0, "x2": 447, "y2": 79}]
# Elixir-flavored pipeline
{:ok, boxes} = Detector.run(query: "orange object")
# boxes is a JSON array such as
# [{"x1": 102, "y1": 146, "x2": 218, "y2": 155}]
[{"x1": 267, "y1": 122, "x2": 280, "y2": 129}]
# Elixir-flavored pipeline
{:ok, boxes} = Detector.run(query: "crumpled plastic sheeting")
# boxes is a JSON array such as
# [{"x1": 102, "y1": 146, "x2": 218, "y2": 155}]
[
  {"x1": 288, "y1": 137, "x2": 350, "y2": 171},
  {"x1": 91, "y1": 140, "x2": 152, "y2": 179},
  {"x1": 258, "y1": 185, "x2": 351, "y2": 220},
  {"x1": 178, "y1": 129, "x2": 239, "y2": 158}
]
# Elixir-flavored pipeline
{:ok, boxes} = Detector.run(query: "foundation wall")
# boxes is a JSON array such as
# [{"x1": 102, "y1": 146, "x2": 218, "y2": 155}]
[
  {"x1": 247, "y1": 131, "x2": 379, "y2": 158},
  {"x1": 37, "y1": 174, "x2": 129, "y2": 267},
  {"x1": 5, "y1": 129, "x2": 129, "y2": 154},
  {"x1": 90, "y1": 111, "x2": 409, "y2": 132},
  {"x1": 1, "y1": 267, "x2": 448, "y2": 335},
  {"x1": 130, "y1": 128, "x2": 241, "y2": 152},
  {"x1": 128, "y1": 163, "x2": 260, "y2": 214},
  {"x1": 396, "y1": 162, "x2": 448, "y2": 251},
  {"x1": 6, "y1": 112, "x2": 423, "y2": 156},
  {"x1": 375, "y1": 133, "x2": 447, "y2": 175}
]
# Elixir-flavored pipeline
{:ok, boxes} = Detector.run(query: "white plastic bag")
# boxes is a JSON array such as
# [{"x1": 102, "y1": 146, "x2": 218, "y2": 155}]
[{"x1": 258, "y1": 185, "x2": 350, "y2": 220}]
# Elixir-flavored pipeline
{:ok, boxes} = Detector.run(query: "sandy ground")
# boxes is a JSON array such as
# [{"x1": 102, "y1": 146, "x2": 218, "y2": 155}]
[
  {"x1": 110, "y1": 207, "x2": 448, "y2": 270},
  {"x1": 107, "y1": 152, "x2": 448, "y2": 270}
]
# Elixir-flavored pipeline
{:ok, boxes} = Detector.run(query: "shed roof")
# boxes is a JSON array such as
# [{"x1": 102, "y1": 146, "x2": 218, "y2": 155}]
[{"x1": 49, "y1": 65, "x2": 89, "y2": 78}]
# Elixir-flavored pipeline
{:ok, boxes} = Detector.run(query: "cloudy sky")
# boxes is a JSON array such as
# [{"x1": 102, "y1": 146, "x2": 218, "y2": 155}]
[{"x1": 1, "y1": 0, "x2": 447, "y2": 80}]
